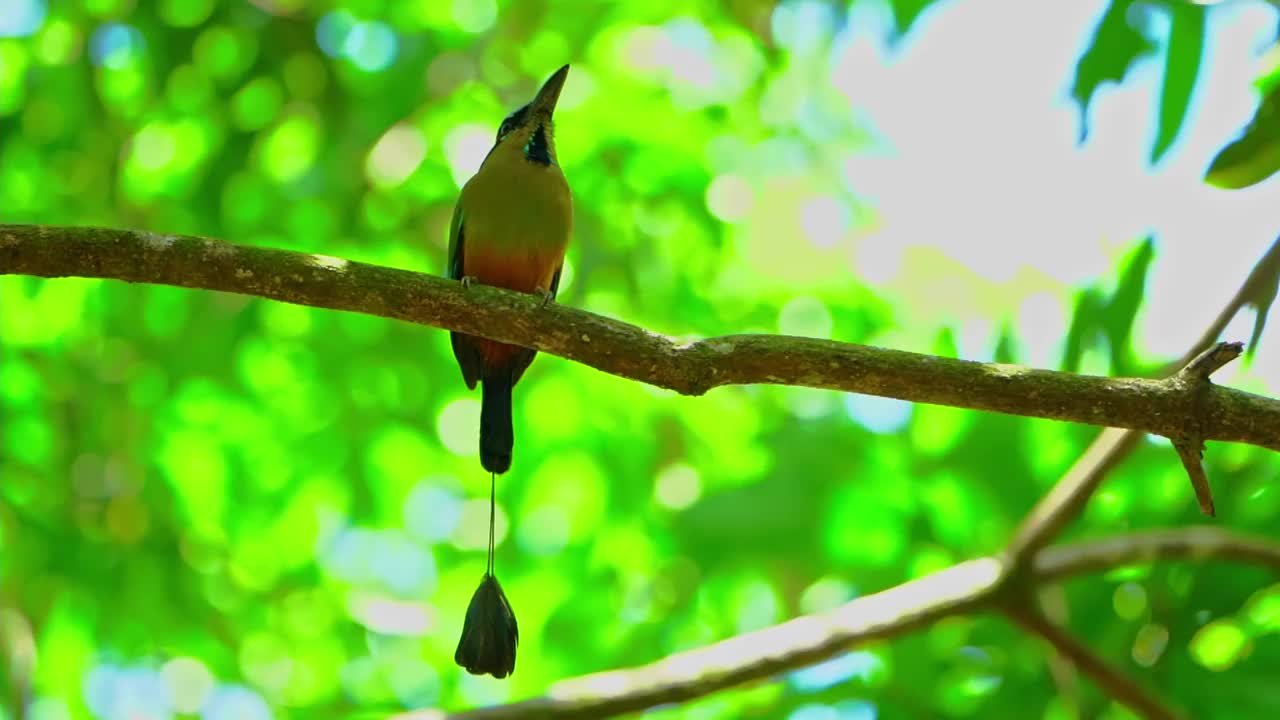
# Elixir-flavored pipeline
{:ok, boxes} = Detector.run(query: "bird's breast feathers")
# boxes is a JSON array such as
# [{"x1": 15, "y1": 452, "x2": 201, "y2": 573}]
[{"x1": 460, "y1": 157, "x2": 572, "y2": 294}]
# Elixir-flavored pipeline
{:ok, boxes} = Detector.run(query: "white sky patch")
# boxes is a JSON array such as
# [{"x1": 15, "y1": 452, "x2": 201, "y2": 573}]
[
  {"x1": 826, "y1": 0, "x2": 1280, "y2": 389},
  {"x1": 800, "y1": 194, "x2": 849, "y2": 248}
]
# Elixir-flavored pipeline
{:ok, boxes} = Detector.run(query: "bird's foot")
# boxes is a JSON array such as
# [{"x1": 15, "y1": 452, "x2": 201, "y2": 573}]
[
  {"x1": 535, "y1": 286, "x2": 554, "y2": 307},
  {"x1": 461, "y1": 275, "x2": 478, "y2": 289}
]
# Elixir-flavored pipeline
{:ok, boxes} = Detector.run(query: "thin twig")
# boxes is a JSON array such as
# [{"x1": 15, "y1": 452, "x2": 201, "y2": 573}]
[
  {"x1": 1171, "y1": 341, "x2": 1244, "y2": 515},
  {"x1": 1172, "y1": 439, "x2": 1214, "y2": 516},
  {"x1": 1034, "y1": 527, "x2": 1280, "y2": 581},
  {"x1": 1003, "y1": 601, "x2": 1184, "y2": 720}
]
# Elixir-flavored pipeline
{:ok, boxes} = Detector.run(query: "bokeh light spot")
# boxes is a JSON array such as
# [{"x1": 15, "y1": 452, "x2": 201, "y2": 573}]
[
  {"x1": 452, "y1": 498, "x2": 509, "y2": 551},
  {"x1": 343, "y1": 21, "x2": 398, "y2": 72},
  {"x1": 844, "y1": 394, "x2": 912, "y2": 433},
  {"x1": 232, "y1": 76, "x2": 284, "y2": 131},
  {"x1": 778, "y1": 295, "x2": 833, "y2": 338},
  {"x1": 162, "y1": 657, "x2": 214, "y2": 713},
  {"x1": 0, "y1": 0, "x2": 46, "y2": 38},
  {"x1": 654, "y1": 462, "x2": 701, "y2": 510},
  {"x1": 403, "y1": 481, "x2": 463, "y2": 543},
  {"x1": 452, "y1": 0, "x2": 497, "y2": 34},
  {"x1": 367, "y1": 123, "x2": 427, "y2": 188},
  {"x1": 436, "y1": 398, "x2": 480, "y2": 457},
  {"x1": 259, "y1": 113, "x2": 320, "y2": 184},
  {"x1": 1132, "y1": 623, "x2": 1169, "y2": 668},
  {"x1": 516, "y1": 505, "x2": 570, "y2": 556},
  {"x1": 202, "y1": 684, "x2": 271, "y2": 720},
  {"x1": 705, "y1": 174, "x2": 753, "y2": 223},
  {"x1": 160, "y1": 0, "x2": 215, "y2": 28},
  {"x1": 444, "y1": 124, "x2": 493, "y2": 188},
  {"x1": 89, "y1": 23, "x2": 144, "y2": 70}
]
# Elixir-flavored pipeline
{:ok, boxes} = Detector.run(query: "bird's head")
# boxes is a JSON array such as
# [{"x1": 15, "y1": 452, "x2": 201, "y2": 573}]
[{"x1": 487, "y1": 64, "x2": 569, "y2": 167}]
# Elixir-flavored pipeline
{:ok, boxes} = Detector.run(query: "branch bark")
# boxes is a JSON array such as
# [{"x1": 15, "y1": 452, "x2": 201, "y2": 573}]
[
  {"x1": 1002, "y1": 602, "x2": 1184, "y2": 720},
  {"x1": 3, "y1": 224, "x2": 1278, "y2": 453},
  {"x1": 1034, "y1": 527, "x2": 1280, "y2": 581}
]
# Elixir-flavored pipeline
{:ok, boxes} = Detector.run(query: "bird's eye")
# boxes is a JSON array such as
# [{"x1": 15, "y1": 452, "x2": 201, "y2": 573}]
[{"x1": 496, "y1": 105, "x2": 530, "y2": 142}]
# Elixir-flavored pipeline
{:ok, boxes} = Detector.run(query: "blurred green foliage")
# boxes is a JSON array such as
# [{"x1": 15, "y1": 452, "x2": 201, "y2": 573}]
[{"x1": 2, "y1": 1, "x2": 1280, "y2": 719}]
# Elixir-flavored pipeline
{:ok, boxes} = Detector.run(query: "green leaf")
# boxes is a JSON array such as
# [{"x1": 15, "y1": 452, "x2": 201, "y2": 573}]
[
  {"x1": 889, "y1": 0, "x2": 939, "y2": 40},
  {"x1": 1151, "y1": 2, "x2": 1206, "y2": 163},
  {"x1": 1071, "y1": 0, "x2": 1156, "y2": 141},
  {"x1": 1205, "y1": 85, "x2": 1280, "y2": 189},
  {"x1": 1102, "y1": 237, "x2": 1154, "y2": 374}
]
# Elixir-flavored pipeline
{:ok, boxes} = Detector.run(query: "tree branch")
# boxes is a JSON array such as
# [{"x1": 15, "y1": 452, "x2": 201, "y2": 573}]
[
  {"x1": 1002, "y1": 601, "x2": 1184, "y2": 720},
  {"x1": 404, "y1": 559, "x2": 1005, "y2": 720},
  {"x1": 3, "y1": 225, "x2": 1278, "y2": 453},
  {"x1": 1034, "y1": 527, "x2": 1280, "y2": 581},
  {"x1": 401, "y1": 527, "x2": 1280, "y2": 720},
  {"x1": 8, "y1": 224, "x2": 1279, "y2": 718},
  {"x1": 1007, "y1": 236, "x2": 1280, "y2": 557}
]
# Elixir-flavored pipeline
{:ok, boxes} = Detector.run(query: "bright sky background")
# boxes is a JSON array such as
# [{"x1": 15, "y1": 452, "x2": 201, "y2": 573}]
[{"x1": 839, "y1": 0, "x2": 1280, "y2": 386}]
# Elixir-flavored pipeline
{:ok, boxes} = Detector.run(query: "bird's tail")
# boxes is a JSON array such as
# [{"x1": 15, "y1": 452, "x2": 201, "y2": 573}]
[{"x1": 480, "y1": 367, "x2": 514, "y2": 474}]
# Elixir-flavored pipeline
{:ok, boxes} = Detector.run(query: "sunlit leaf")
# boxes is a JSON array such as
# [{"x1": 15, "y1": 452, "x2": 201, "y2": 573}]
[
  {"x1": 1151, "y1": 2, "x2": 1206, "y2": 163},
  {"x1": 1071, "y1": 0, "x2": 1155, "y2": 141},
  {"x1": 1205, "y1": 85, "x2": 1280, "y2": 190}
]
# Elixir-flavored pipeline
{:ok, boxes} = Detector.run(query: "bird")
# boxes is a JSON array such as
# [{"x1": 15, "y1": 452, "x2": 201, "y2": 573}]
[
  {"x1": 447, "y1": 64, "x2": 573, "y2": 476},
  {"x1": 449, "y1": 66, "x2": 572, "y2": 679}
]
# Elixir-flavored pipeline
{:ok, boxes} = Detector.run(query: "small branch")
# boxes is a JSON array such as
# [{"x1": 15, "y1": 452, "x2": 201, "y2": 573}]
[
  {"x1": 1182, "y1": 237, "x2": 1280, "y2": 366},
  {"x1": 1006, "y1": 428, "x2": 1143, "y2": 560},
  {"x1": 1170, "y1": 341, "x2": 1243, "y2": 515},
  {"x1": 1034, "y1": 527, "x2": 1280, "y2": 581},
  {"x1": 1003, "y1": 601, "x2": 1184, "y2": 720},
  {"x1": 408, "y1": 560, "x2": 1005, "y2": 720},
  {"x1": 3, "y1": 225, "x2": 1279, "y2": 451},
  {"x1": 1179, "y1": 341, "x2": 1244, "y2": 380},
  {"x1": 1172, "y1": 440, "x2": 1214, "y2": 516}
]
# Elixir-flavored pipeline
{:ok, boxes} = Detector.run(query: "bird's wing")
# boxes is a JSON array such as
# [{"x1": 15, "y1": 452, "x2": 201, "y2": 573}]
[
  {"x1": 548, "y1": 264, "x2": 563, "y2": 299},
  {"x1": 447, "y1": 201, "x2": 465, "y2": 280},
  {"x1": 447, "y1": 199, "x2": 483, "y2": 389}
]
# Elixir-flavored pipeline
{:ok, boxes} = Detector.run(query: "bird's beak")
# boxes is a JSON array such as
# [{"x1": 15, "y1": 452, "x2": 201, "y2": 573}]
[{"x1": 530, "y1": 64, "x2": 569, "y2": 118}]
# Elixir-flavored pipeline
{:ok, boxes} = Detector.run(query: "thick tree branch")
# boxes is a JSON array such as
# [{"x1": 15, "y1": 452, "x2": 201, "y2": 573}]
[{"x1": 3, "y1": 225, "x2": 1278, "y2": 454}]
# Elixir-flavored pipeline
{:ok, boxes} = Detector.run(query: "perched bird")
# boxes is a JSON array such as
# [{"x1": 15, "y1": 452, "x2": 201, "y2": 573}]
[
  {"x1": 450, "y1": 65, "x2": 572, "y2": 680},
  {"x1": 447, "y1": 64, "x2": 573, "y2": 475}
]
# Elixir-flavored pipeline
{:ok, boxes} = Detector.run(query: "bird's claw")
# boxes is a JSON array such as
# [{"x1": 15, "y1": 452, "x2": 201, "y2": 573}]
[
  {"x1": 461, "y1": 276, "x2": 478, "y2": 289},
  {"x1": 536, "y1": 287, "x2": 554, "y2": 307}
]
